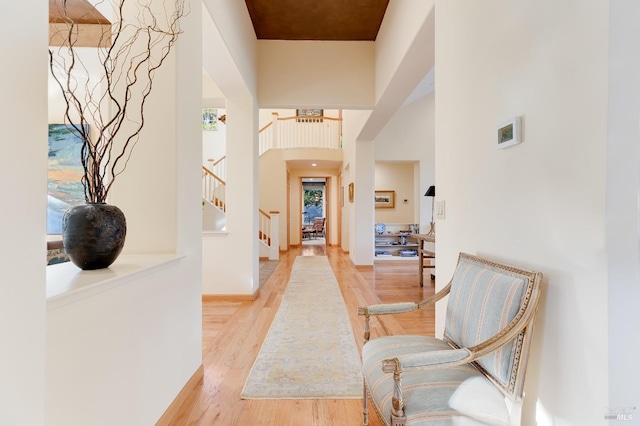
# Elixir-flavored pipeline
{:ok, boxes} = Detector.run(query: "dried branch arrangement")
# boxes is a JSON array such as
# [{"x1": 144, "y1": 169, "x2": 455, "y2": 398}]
[{"x1": 49, "y1": 0, "x2": 186, "y2": 203}]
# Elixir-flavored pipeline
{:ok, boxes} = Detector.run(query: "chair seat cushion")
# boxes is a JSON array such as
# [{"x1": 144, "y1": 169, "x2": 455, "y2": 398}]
[{"x1": 363, "y1": 335, "x2": 509, "y2": 426}]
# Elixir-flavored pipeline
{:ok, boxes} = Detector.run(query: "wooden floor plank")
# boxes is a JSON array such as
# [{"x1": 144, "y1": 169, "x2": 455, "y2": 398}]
[{"x1": 164, "y1": 244, "x2": 435, "y2": 425}]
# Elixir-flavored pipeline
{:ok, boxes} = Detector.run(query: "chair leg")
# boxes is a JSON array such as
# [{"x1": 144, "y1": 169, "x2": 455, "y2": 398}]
[
  {"x1": 363, "y1": 378, "x2": 369, "y2": 426},
  {"x1": 390, "y1": 414, "x2": 407, "y2": 426}
]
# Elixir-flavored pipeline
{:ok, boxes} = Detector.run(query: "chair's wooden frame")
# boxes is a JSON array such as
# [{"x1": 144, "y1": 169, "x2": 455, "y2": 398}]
[
  {"x1": 312, "y1": 217, "x2": 325, "y2": 237},
  {"x1": 358, "y1": 253, "x2": 542, "y2": 426}
]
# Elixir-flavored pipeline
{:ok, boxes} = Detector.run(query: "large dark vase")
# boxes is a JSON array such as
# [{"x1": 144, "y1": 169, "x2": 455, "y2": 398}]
[{"x1": 62, "y1": 203, "x2": 127, "y2": 270}]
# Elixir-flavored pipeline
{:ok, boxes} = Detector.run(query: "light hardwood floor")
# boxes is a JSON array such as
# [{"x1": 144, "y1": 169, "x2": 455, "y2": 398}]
[{"x1": 165, "y1": 244, "x2": 435, "y2": 425}]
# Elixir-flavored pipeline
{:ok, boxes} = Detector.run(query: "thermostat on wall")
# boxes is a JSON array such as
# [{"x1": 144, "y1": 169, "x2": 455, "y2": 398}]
[{"x1": 496, "y1": 116, "x2": 522, "y2": 149}]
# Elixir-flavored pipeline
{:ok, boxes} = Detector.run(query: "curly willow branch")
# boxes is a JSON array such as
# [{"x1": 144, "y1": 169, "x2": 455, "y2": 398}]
[{"x1": 48, "y1": 0, "x2": 186, "y2": 204}]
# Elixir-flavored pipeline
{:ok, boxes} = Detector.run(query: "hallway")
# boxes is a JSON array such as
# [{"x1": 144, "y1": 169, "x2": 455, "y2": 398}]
[{"x1": 164, "y1": 246, "x2": 435, "y2": 425}]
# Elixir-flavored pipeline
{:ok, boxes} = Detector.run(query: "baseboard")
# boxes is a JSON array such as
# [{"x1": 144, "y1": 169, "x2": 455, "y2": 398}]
[
  {"x1": 202, "y1": 288, "x2": 260, "y2": 302},
  {"x1": 345, "y1": 255, "x2": 372, "y2": 271},
  {"x1": 155, "y1": 364, "x2": 204, "y2": 426},
  {"x1": 259, "y1": 256, "x2": 268, "y2": 261}
]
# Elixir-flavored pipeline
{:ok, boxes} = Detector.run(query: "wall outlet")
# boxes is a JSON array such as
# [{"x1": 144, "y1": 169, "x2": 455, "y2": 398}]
[{"x1": 435, "y1": 200, "x2": 446, "y2": 219}]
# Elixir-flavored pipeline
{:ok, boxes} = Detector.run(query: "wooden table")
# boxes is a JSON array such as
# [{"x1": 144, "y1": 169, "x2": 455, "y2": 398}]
[
  {"x1": 302, "y1": 226, "x2": 315, "y2": 240},
  {"x1": 410, "y1": 234, "x2": 435, "y2": 287}
]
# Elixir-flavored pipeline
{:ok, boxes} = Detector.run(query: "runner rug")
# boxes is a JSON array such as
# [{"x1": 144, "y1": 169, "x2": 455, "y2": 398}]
[{"x1": 241, "y1": 255, "x2": 362, "y2": 399}]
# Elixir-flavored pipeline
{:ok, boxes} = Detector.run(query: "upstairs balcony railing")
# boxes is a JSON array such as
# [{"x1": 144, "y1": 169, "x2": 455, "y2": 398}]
[{"x1": 259, "y1": 112, "x2": 342, "y2": 156}]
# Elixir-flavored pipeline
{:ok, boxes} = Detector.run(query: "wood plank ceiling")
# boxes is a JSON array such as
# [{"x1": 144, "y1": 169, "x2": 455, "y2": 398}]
[{"x1": 244, "y1": 0, "x2": 389, "y2": 41}]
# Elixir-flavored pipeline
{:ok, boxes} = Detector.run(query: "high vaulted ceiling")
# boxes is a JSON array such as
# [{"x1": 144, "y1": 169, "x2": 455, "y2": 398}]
[
  {"x1": 244, "y1": 0, "x2": 389, "y2": 41},
  {"x1": 51, "y1": 0, "x2": 389, "y2": 42}
]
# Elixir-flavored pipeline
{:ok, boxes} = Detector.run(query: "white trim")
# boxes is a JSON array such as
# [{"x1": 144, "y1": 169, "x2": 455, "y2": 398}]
[
  {"x1": 46, "y1": 254, "x2": 184, "y2": 309},
  {"x1": 496, "y1": 116, "x2": 522, "y2": 149}
]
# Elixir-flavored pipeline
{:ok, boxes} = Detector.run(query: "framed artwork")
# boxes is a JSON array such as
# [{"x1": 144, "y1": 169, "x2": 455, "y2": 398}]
[
  {"x1": 296, "y1": 108, "x2": 323, "y2": 123},
  {"x1": 348, "y1": 182, "x2": 354, "y2": 203},
  {"x1": 202, "y1": 108, "x2": 218, "y2": 131},
  {"x1": 496, "y1": 116, "x2": 522, "y2": 149},
  {"x1": 47, "y1": 124, "x2": 86, "y2": 234},
  {"x1": 375, "y1": 190, "x2": 395, "y2": 209}
]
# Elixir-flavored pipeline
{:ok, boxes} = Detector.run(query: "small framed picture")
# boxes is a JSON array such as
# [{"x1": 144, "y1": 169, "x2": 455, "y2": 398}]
[
  {"x1": 202, "y1": 108, "x2": 218, "y2": 131},
  {"x1": 296, "y1": 109, "x2": 323, "y2": 123},
  {"x1": 348, "y1": 182, "x2": 354, "y2": 203},
  {"x1": 496, "y1": 116, "x2": 522, "y2": 149},
  {"x1": 375, "y1": 190, "x2": 395, "y2": 209}
]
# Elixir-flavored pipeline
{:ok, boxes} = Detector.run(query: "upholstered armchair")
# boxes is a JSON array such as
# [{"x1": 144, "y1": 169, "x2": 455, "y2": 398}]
[{"x1": 358, "y1": 253, "x2": 542, "y2": 426}]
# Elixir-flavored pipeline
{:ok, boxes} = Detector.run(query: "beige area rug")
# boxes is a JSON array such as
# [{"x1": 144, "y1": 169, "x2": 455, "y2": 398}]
[{"x1": 241, "y1": 256, "x2": 362, "y2": 399}]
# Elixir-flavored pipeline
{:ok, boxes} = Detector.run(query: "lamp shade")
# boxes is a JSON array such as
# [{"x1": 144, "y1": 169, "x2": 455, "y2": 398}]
[{"x1": 424, "y1": 186, "x2": 435, "y2": 197}]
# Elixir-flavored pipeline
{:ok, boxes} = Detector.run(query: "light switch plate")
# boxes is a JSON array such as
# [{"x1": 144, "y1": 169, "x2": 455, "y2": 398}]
[{"x1": 435, "y1": 200, "x2": 446, "y2": 219}]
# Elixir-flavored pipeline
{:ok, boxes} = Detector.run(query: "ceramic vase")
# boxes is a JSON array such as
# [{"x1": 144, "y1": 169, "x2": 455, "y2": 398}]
[{"x1": 62, "y1": 203, "x2": 127, "y2": 270}]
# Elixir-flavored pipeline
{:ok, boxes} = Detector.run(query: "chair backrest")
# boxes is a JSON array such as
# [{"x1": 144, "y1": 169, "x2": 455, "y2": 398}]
[
  {"x1": 312, "y1": 217, "x2": 325, "y2": 232},
  {"x1": 443, "y1": 253, "x2": 541, "y2": 401}
]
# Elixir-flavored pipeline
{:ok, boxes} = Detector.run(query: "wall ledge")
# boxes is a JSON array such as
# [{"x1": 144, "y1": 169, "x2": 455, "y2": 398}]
[
  {"x1": 202, "y1": 230, "x2": 228, "y2": 237},
  {"x1": 46, "y1": 254, "x2": 184, "y2": 310}
]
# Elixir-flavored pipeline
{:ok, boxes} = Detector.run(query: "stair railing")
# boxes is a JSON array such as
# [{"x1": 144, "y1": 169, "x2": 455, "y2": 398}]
[
  {"x1": 202, "y1": 166, "x2": 226, "y2": 212},
  {"x1": 212, "y1": 156, "x2": 226, "y2": 181},
  {"x1": 259, "y1": 209, "x2": 272, "y2": 246},
  {"x1": 259, "y1": 209, "x2": 280, "y2": 260}
]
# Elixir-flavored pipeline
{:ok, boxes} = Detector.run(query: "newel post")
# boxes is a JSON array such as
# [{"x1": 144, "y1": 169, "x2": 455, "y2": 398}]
[{"x1": 271, "y1": 112, "x2": 280, "y2": 149}]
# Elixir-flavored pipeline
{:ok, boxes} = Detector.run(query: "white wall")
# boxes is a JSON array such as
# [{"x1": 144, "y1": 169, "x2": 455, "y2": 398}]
[
  {"x1": 202, "y1": 110, "x2": 227, "y2": 165},
  {"x1": 259, "y1": 149, "x2": 288, "y2": 250},
  {"x1": 257, "y1": 41, "x2": 375, "y2": 108},
  {"x1": 0, "y1": 2, "x2": 48, "y2": 424},
  {"x1": 203, "y1": 0, "x2": 257, "y2": 99},
  {"x1": 607, "y1": 0, "x2": 640, "y2": 418},
  {"x1": 374, "y1": 162, "x2": 416, "y2": 224},
  {"x1": 359, "y1": 1, "x2": 434, "y2": 142},
  {"x1": 374, "y1": 93, "x2": 435, "y2": 232},
  {"x1": 43, "y1": 1, "x2": 203, "y2": 423},
  {"x1": 201, "y1": 1, "x2": 260, "y2": 296},
  {"x1": 46, "y1": 257, "x2": 198, "y2": 426},
  {"x1": 375, "y1": 0, "x2": 435, "y2": 104},
  {"x1": 435, "y1": 1, "x2": 608, "y2": 424},
  {"x1": 108, "y1": 51, "x2": 178, "y2": 253},
  {"x1": 341, "y1": 110, "x2": 373, "y2": 258},
  {"x1": 202, "y1": 97, "x2": 259, "y2": 295}
]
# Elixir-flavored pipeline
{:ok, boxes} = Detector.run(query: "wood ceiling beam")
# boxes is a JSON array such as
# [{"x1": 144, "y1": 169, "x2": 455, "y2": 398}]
[{"x1": 49, "y1": 0, "x2": 111, "y2": 48}]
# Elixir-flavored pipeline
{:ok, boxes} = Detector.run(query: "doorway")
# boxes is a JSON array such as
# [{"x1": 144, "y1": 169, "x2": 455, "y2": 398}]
[{"x1": 301, "y1": 178, "x2": 326, "y2": 246}]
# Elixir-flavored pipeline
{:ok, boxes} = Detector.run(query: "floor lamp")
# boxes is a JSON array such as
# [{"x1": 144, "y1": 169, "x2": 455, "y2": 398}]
[{"x1": 425, "y1": 185, "x2": 435, "y2": 236}]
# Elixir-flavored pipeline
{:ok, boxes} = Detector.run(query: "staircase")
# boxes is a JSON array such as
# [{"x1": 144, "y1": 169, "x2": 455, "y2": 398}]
[
  {"x1": 202, "y1": 166, "x2": 226, "y2": 212},
  {"x1": 202, "y1": 157, "x2": 280, "y2": 260}
]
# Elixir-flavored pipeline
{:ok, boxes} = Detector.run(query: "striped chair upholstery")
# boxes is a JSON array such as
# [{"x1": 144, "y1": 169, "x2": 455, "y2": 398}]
[
  {"x1": 360, "y1": 253, "x2": 541, "y2": 426},
  {"x1": 363, "y1": 336, "x2": 509, "y2": 425},
  {"x1": 443, "y1": 259, "x2": 527, "y2": 390}
]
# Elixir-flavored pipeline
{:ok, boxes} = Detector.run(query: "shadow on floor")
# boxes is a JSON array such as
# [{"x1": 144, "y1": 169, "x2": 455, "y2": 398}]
[{"x1": 259, "y1": 260, "x2": 279, "y2": 287}]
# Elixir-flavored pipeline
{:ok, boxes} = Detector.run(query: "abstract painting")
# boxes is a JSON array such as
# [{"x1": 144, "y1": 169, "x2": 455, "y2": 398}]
[{"x1": 48, "y1": 124, "x2": 86, "y2": 234}]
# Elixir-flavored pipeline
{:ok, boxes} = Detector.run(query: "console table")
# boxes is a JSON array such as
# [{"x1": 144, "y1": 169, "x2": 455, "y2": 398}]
[{"x1": 410, "y1": 234, "x2": 435, "y2": 287}]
